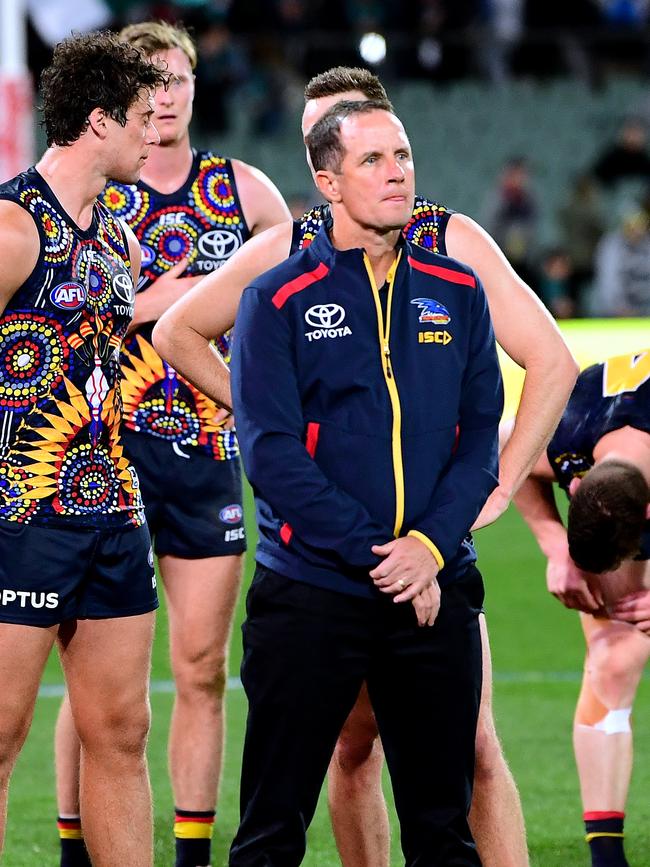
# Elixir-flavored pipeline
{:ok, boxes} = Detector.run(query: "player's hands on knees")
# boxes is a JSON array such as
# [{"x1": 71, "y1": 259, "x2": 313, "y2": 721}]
[
  {"x1": 546, "y1": 548, "x2": 604, "y2": 613},
  {"x1": 608, "y1": 590, "x2": 650, "y2": 634},
  {"x1": 411, "y1": 581, "x2": 441, "y2": 627},
  {"x1": 370, "y1": 537, "x2": 440, "y2": 603},
  {"x1": 471, "y1": 486, "x2": 511, "y2": 531}
]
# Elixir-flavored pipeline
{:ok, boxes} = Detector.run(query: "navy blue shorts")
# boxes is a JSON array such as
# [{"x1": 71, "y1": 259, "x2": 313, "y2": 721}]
[
  {"x1": 0, "y1": 519, "x2": 158, "y2": 626},
  {"x1": 122, "y1": 430, "x2": 247, "y2": 559}
]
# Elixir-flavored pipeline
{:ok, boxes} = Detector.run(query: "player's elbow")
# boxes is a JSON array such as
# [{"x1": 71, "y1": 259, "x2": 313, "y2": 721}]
[
  {"x1": 521, "y1": 333, "x2": 578, "y2": 393},
  {"x1": 548, "y1": 342, "x2": 579, "y2": 400},
  {"x1": 152, "y1": 311, "x2": 178, "y2": 363}
]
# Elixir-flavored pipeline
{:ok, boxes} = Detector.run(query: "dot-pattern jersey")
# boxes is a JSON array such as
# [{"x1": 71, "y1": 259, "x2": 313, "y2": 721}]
[
  {"x1": 0, "y1": 168, "x2": 145, "y2": 528},
  {"x1": 101, "y1": 151, "x2": 250, "y2": 461},
  {"x1": 290, "y1": 196, "x2": 454, "y2": 254}
]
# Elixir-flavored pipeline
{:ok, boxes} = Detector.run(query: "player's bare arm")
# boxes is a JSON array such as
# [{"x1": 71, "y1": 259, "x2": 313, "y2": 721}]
[
  {"x1": 446, "y1": 214, "x2": 579, "y2": 527},
  {"x1": 514, "y1": 457, "x2": 604, "y2": 613},
  {"x1": 232, "y1": 159, "x2": 292, "y2": 233},
  {"x1": 0, "y1": 201, "x2": 40, "y2": 315},
  {"x1": 122, "y1": 220, "x2": 142, "y2": 290},
  {"x1": 153, "y1": 221, "x2": 293, "y2": 410}
]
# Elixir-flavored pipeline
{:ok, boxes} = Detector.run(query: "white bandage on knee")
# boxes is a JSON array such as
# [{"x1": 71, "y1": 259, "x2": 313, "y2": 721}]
[{"x1": 593, "y1": 708, "x2": 632, "y2": 735}]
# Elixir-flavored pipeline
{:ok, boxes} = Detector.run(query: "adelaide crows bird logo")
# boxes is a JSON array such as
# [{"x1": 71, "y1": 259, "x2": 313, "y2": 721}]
[{"x1": 410, "y1": 298, "x2": 451, "y2": 325}]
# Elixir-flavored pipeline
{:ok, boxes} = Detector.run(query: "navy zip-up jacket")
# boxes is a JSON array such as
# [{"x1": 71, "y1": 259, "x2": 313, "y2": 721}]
[{"x1": 231, "y1": 224, "x2": 504, "y2": 597}]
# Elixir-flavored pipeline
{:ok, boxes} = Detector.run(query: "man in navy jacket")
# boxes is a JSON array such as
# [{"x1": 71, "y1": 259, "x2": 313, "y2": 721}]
[{"x1": 229, "y1": 99, "x2": 504, "y2": 866}]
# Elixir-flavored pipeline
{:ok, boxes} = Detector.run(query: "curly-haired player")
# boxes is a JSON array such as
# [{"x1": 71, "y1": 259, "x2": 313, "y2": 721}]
[
  {"x1": 514, "y1": 351, "x2": 650, "y2": 867},
  {"x1": 0, "y1": 31, "x2": 166, "y2": 866},
  {"x1": 51, "y1": 21, "x2": 290, "y2": 867}
]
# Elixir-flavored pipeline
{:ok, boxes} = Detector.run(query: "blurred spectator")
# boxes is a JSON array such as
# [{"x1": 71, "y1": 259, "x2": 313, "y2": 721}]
[
  {"x1": 599, "y1": 0, "x2": 649, "y2": 28},
  {"x1": 591, "y1": 116, "x2": 650, "y2": 186},
  {"x1": 474, "y1": 0, "x2": 524, "y2": 84},
  {"x1": 557, "y1": 172, "x2": 606, "y2": 309},
  {"x1": 246, "y1": 36, "x2": 294, "y2": 135},
  {"x1": 483, "y1": 156, "x2": 539, "y2": 286},
  {"x1": 537, "y1": 248, "x2": 576, "y2": 318},
  {"x1": 192, "y1": 14, "x2": 249, "y2": 136},
  {"x1": 591, "y1": 210, "x2": 650, "y2": 315}
]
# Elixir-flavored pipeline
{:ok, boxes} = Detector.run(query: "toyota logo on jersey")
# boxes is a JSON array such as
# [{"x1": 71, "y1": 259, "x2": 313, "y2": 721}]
[
  {"x1": 113, "y1": 272, "x2": 135, "y2": 304},
  {"x1": 198, "y1": 230, "x2": 242, "y2": 260}
]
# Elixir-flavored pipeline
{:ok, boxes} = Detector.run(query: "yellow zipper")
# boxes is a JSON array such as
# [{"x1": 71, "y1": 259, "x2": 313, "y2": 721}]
[{"x1": 363, "y1": 251, "x2": 404, "y2": 537}]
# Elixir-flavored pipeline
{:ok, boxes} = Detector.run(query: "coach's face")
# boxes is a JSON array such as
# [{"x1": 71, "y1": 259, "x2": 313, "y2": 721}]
[{"x1": 320, "y1": 110, "x2": 415, "y2": 232}]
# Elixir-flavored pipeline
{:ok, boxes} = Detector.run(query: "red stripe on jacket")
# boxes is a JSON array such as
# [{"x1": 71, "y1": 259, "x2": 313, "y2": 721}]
[
  {"x1": 280, "y1": 422, "x2": 321, "y2": 545},
  {"x1": 272, "y1": 262, "x2": 329, "y2": 309},
  {"x1": 408, "y1": 255, "x2": 476, "y2": 287}
]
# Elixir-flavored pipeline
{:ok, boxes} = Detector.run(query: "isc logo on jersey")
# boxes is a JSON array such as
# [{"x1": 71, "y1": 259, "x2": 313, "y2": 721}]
[
  {"x1": 50, "y1": 282, "x2": 86, "y2": 310},
  {"x1": 304, "y1": 304, "x2": 352, "y2": 342},
  {"x1": 220, "y1": 504, "x2": 243, "y2": 524}
]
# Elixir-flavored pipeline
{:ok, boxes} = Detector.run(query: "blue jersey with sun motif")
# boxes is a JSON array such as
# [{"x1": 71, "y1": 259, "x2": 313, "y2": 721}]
[
  {"x1": 547, "y1": 351, "x2": 650, "y2": 493},
  {"x1": 0, "y1": 167, "x2": 145, "y2": 528},
  {"x1": 291, "y1": 196, "x2": 454, "y2": 254},
  {"x1": 547, "y1": 351, "x2": 650, "y2": 559},
  {"x1": 100, "y1": 150, "x2": 250, "y2": 461}
]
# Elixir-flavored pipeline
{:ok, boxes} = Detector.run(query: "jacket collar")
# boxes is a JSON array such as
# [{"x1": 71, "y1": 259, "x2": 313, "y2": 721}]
[{"x1": 308, "y1": 212, "x2": 407, "y2": 269}]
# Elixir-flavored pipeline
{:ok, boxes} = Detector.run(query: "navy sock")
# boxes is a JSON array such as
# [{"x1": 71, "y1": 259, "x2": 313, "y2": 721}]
[
  {"x1": 57, "y1": 817, "x2": 91, "y2": 867},
  {"x1": 584, "y1": 812, "x2": 629, "y2": 867},
  {"x1": 174, "y1": 808, "x2": 215, "y2": 867}
]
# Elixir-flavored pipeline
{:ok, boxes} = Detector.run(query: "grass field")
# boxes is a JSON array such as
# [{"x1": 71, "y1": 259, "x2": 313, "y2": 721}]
[{"x1": 4, "y1": 501, "x2": 650, "y2": 866}]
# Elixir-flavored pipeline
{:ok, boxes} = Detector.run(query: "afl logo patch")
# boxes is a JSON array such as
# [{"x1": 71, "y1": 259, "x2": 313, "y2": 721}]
[
  {"x1": 219, "y1": 504, "x2": 243, "y2": 524},
  {"x1": 113, "y1": 272, "x2": 135, "y2": 304},
  {"x1": 198, "y1": 229, "x2": 242, "y2": 260},
  {"x1": 140, "y1": 244, "x2": 156, "y2": 267},
  {"x1": 50, "y1": 282, "x2": 86, "y2": 310},
  {"x1": 410, "y1": 297, "x2": 451, "y2": 325}
]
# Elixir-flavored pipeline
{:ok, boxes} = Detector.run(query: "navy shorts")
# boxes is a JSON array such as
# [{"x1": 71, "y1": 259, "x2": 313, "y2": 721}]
[
  {"x1": 0, "y1": 519, "x2": 158, "y2": 626},
  {"x1": 122, "y1": 430, "x2": 247, "y2": 559}
]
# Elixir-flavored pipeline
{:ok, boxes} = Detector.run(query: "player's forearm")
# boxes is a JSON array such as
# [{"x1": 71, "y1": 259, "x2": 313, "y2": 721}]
[
  {"x1": 499, "y1": 348, "x2": 578, "y2": 498},
  {"x1": 513, "y1": 475, "x2": 567, "y2": 558},
  {"x1": 129, "y1": 291, "x2": 160, "y2": 331},
  {"x1": 152, "y1": 320, "x2": 232, "y2": 411}
]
